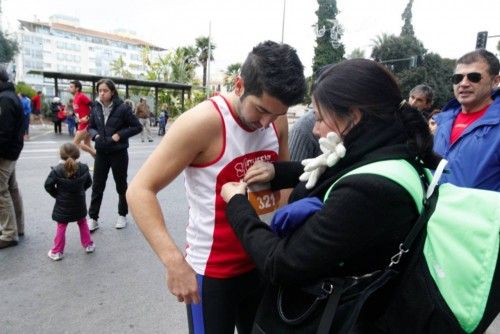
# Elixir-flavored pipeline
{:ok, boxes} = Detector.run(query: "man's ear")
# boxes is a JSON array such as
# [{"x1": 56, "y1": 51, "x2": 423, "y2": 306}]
[
  {"x1": 492, "y1": 74, "x2": 500, "y2": 89},
  {"x1": 234, "y1": 76, "x2": 245, "y2": 97}
]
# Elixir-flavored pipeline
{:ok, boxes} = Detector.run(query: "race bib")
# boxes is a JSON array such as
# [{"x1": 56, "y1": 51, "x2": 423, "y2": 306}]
[{"x1": 247, "y1": 183, "x2": 281, "y2": 225}]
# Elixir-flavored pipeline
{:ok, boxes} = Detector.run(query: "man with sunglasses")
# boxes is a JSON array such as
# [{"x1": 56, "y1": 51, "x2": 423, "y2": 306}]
[{"x1": 433, "y1": 49, "x2": 500, "y2": 191}]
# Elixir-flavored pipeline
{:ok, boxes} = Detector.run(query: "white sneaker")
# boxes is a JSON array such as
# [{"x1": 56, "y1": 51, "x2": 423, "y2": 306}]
[
  {"x1": 115, "y1": 215, "x2": 127, "y2": 229},
  {"x1": 85, "y1": 244, "x2": 95, "y2": 253},
  {"x1": 88, "y1": 219, "x2": 99, "y2": 232},
  {"x1": 47, "y1": 250, "x2": 63, "y2": 261}
]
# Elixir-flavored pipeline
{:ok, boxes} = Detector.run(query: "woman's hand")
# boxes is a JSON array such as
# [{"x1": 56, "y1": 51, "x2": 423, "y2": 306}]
[
  {"x1": 221, "y1": 181, "x2": 247, "y2": 203},
  {"x1": 243, "y1": 161, "x2": 275, "y2": 184},
  {"x1": 112, "y1": 133, "x2": 121, "y2": 142}
]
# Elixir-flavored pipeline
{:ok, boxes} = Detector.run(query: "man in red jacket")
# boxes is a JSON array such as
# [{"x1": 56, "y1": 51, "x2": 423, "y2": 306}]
[
  {"x1": 31, "y1": 90, "x2": 44, "y2": 125},
  {"x1": 70, "y1": 80, "x2": 96, "y2": 157}
]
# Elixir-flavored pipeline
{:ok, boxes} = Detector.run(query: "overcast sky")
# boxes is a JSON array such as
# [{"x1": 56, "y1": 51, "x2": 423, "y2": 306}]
[{"x1": 2, "y1": 0, "x2": 499, "y2": 77}]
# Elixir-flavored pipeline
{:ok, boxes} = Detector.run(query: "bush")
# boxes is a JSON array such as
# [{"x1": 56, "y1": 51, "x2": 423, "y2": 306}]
[{"x1": 15, "y1": 82, "x2": 36, "y2": 99}]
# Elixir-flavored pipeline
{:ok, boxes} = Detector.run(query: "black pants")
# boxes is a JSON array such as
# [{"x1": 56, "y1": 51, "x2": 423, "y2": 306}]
[
  {"x1": 53, "y1": 120, "x2": 62, "y2": 133},
  {"x1": 89, "y1": 149, "x2": 128, "y2": 220},
  {"x1": 187, "y1": 269, "x2": 264, "y2": 334}
]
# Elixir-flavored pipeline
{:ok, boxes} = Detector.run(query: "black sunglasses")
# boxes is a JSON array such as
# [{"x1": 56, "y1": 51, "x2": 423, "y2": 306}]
[{"x1": 451, "y1": 72, "x2": 482, "y2": 84}]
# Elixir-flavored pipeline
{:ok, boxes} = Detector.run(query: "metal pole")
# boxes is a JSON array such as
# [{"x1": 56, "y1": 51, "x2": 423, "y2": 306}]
[
  {"x1": 281, "y1": 0, "x2": 286, "y2": 43},
  {"x1": 206, "y1": 21, "x2": 212, "y2": 99}
]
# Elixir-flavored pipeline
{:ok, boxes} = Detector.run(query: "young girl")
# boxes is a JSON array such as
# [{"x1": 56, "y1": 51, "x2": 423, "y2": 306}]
[{"x1": 44, "y1": 142, "x2": 94, "y2": 261}]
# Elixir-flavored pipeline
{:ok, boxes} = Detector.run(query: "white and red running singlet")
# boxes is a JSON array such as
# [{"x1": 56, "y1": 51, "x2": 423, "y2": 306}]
[{"x1": 184, "y1": 95, "x2": 280, "y2": 278}]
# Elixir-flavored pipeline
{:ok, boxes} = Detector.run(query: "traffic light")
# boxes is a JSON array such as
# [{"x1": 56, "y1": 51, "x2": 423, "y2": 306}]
[{"x1": 476, "y1": 31, "x2": 488, "y2": 49}]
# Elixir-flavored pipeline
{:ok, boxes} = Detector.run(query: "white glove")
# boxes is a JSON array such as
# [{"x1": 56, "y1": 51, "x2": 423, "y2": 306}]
[{"x1": 299, "y1": 132, "x2": 346, "y2": 189}]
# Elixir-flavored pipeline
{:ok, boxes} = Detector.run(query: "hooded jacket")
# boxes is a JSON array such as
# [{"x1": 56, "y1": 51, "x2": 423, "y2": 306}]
[
  {"x1": 44, "y1": 162, "x2": 92, "y2": 222},
  {"x1": 88, "y1": 95, "x2": 142, "y2": 153},
  {"x1": 433, "y1": 89, "x2": 500, "y2": 191},
  {"x1": 0, "y1": 82, "x2": 24, "y2": 160}
]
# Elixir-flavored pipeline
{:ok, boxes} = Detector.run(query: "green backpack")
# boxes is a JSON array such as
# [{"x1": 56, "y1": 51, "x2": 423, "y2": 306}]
[{"x1": 330, "y1": 159, "x2": 500, "y2": 333}]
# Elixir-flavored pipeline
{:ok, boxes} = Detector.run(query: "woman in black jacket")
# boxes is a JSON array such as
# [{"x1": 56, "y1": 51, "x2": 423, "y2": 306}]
[
  {"x1": 45, "y1": 143, "x2": 93, "y2": 261},
  {"x1": 50, "y1": 97, "x2": 64, "y2": 134},
  {"x1": 220, "y1": 59, "x2": 440, "y2": 333},
  {"x1": 87, "y1": 79, "x2": 142, "y2": 232}
]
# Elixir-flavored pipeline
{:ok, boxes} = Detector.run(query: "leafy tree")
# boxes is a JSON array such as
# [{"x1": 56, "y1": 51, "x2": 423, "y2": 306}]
[
  {"x1": 15, "y1": 82, "x2": 36, "y2": 98},
  {"x1": 371, "y1": 33, "x2": 392, "y2": 50},
  {"x1": 223, "y1": 63, "x2": 241, "y2": 91},
  {"x1": 312, "y1": 0, "x2": 345, "y2": 76},
  {"x1": 110, "y1": 55, "x2": 133, "y2": 78},
  {"x1": 370, "y1": 1, "x2": 455, "y2": 107},
  {"x1": 371, "y1": 34, "x2": 426, "y2": 73},
  {"x1": 0, "y1": 30, "x2": 18, "y2": 63},
  {"x1": 347, "y1": 48, "x2": 365, "y2": 59},
  {"x1": 195, "y1": 36, "x2": 216, "y2": 87},
  {"x1": 397, "y1": 53, "x2": 455, "y2": 108},
  {"x1": 170, "y1": 46, "x2": 198, "y2": 84},
  {"x1": 400, "y1": 0, "x2": 415, "y2": 37},
  {"x1": 372, "y1": 0, "x2": 424, "y2": 73}
]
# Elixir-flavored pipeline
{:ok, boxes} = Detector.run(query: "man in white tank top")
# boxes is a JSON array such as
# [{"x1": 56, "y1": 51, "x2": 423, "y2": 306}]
[{"x1": 127, "y1": 41, "x2": 306, "y2": 334}]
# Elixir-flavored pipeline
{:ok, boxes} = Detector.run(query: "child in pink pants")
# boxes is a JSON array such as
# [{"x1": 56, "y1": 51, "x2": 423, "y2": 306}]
[{"x1": 44, "y1": 143, "x2": 94, "y2": 261}]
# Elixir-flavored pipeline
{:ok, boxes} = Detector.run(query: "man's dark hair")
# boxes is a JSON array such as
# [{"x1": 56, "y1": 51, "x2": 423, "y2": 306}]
[
  {"x1": 240, "y1": 40, "x2": 306, "y2": 106},
  {"x1": 37, "y1": 91, "x2": 42, "y2": 95},
  {"x1": 0, "y1": 66, "x2": 9, "y2": 83},
  {"x1": 70, "y1": 80, "x2": 83, "y2": 92},
  {"x1": 410, "y1": 84, "x2": 434, "y2": 104},
  {"x1": 457, "y1": 49, "x2": 500, "y2": 76}
]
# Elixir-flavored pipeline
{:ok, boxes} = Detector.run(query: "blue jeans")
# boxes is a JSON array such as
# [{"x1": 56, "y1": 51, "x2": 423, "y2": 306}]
[{"x1": 66, "y1": 117, "x2": 76, "y2": 136}]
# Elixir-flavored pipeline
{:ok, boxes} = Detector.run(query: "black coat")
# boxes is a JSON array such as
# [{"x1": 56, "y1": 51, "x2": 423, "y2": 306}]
[
  {"x1": 88, "y1": 96, "x2": 142, "y2": 153},
  {"x1": 225, "y1": 114, "x2": 432, "y2": 333},
  {"x1": 50, "y1": 102, "x2": 63, "y2": 122},
  {"x1": 44, "y1": 163, "x2": 92, "y2": 223},
  {"x1": 0, "y1": 82, "x2": 24, "y2": 160}
]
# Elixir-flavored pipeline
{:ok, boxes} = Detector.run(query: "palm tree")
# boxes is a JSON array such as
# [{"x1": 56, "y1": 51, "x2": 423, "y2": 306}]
[
  {"x1": 371, "y1": 33, "x2": 392, "y2": 50},
  {"x1": 170, "y1": 47, "x2": 197, "y2": 84},
  {"x1": 347, "y1": 48, "x2": 365, "y2": 59},
  {"x1": 223, "y1": 63, "x2": 241, "y2": 91},
  {"x1": 110, "y1": 55, "x2": 133, "y2": 78},
  {"x1": 195, "y1": 36, "x2": 216, "y2": 88}
]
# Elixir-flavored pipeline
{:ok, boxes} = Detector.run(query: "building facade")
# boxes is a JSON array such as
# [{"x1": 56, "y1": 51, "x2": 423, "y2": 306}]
[{"x1": 15, "y1": 15, "x2": 165, "y2": 96}]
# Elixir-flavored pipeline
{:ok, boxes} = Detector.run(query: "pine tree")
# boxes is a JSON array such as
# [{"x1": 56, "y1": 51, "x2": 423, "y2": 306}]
[
  {"x1": 312, "y1": 0, "x2": 345, "y2": 77},
  {"x1": 401, "y1": 0, "x2": 415, "y2": 37}
]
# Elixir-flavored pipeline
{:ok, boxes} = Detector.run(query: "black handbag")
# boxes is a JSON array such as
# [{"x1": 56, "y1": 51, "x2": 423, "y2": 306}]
[{"x1": 258, "y1": 199, "x2": 432, "y2": 334}]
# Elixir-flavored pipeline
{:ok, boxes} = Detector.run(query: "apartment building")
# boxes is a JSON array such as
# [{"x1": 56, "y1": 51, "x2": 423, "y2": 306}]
[{"x1": 15, "y1": 14, "x2": 165, "y2": 96}]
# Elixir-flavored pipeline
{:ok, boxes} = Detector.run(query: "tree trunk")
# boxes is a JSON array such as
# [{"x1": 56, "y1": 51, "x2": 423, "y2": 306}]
[{"x1": 202, "y1": 64, "x2": 207, "y2": 88}]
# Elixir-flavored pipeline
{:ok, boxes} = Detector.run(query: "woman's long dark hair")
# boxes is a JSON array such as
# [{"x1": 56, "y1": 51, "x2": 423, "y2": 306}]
[{"x1": 312, "y1": 59, "x2": 439, "y2": 167}]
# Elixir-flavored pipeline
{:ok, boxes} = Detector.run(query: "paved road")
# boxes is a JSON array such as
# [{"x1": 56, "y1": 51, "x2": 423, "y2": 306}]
[{"x1": 1, "y1": 124, "x2": 189, "y2": 333}]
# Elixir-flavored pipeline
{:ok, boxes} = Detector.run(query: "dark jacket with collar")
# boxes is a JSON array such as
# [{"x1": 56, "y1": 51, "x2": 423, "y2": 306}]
[
  {"x1": 44, "y1": 162, "x2": 92, "y2": 223},
  {"x1": 88, "y1": 95, "x2": 142, "y2": 153},
  {"x1": 0, "y1": 82, "x2": 24, "y2": 160},
  {"x1": 225, "y1": 114, "x2": 433, "y2": 333}
]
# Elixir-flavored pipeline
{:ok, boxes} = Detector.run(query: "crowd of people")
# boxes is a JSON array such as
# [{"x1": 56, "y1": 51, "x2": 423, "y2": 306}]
[{"x1": 0, "y1": 43, "x2": 499, "y2": 333}]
